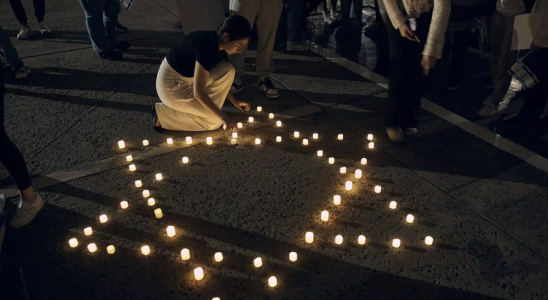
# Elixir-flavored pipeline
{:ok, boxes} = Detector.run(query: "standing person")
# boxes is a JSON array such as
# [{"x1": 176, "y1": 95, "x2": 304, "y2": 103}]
[
  {"x1": 8, "y1": 0, "x2": 51, "y2": 39},
  {"x1": 381, "y1": 0, "x2": 451, "y2": 141},
  {"x1": 286, "y1": 0, "x2": 310, "y2": 51},
  {"x1": 0, "y1": 71, "x2": 44, "y2": 229},
  {"x1": 229, "y1": 0, "x2": 284, "y2": 99},
  {"x1": 78, "y1": 0, "x2": 130, "y2": 60},
  {"x1": 0, "y1": 25, "x2": 31, "y2": 79},
  {"x1": 341, "y1": 0, "x2": 363, "y2": 25},
  {"x1": 153, "y1": 15, "x2": 252, "y2": 132}
]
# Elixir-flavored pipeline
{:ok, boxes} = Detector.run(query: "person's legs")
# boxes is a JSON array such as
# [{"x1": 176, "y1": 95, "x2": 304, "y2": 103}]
[
  {"x1": 286, "y1": 0, "x2": 304, "y2": 45},
  {"x1": 491, "y1": 14, "x2": 518, "y2": 104},
  {"x1": 0, "y1": 25, "x2": 24, "y2": 70},
  {"x1": 382, "y1": 9, "x2": 405, "y2": 126},
  {"x1": 489, "y1": 11, "x2": 504, "y2": 91},
  {"x1": 78, "y1": 0, "x2": 110, "y2": 53},
  {"x1": 103, "y1": 0, "x2": 121, "y2": 48},
  {"x1": 32, "y1": 0, "x2": 46, "y2": 23},
  {"x1": 230, "y1": 0, "x2": 261, "y2": 83},
  {"x1": 255, "y1": 0, "x2": 283, "y2": 78},
  {"x1": 8, "y1": 0, "x2": 28, "y2": 26},
  {"x1": 450, "y1": 29, "x2": 471, "y2": 87}
]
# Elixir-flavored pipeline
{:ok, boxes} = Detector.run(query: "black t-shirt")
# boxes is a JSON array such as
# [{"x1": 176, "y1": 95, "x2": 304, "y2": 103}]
[{"x1": 166, "y1": 31, "x2": 228, "y2": 78}]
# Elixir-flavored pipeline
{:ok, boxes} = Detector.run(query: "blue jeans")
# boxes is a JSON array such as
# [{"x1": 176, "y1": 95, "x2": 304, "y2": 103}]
[
  {"x1": 78, "y1": 0, "x2": 120, "y2": 53},
  {"x1": 286, "y1": 0, "x2": 303, "y2": 44},
  {"x1": 0, "y1": 25, "x2": 23, "y2": 70}
]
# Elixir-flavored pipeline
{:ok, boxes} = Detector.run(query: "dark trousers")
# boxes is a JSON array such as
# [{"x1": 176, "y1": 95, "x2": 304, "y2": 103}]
[
  {"x1": 449, "y1": 29, "x2": 471, "y2": 85},
  {"x1": 287, "y1": 0, "x2": 304, "y2": 44},
  {"x1": 341, "y1": 0, "x2": 362, "y2": 23},
  {"x1": 0, "y1": 78, "x2": 32, "y2": 191},
  {"x1": 9, "y1": 0, "x2": 46, "y2": 25},
  {"x1": 518, "y1": 49, "x2": 548, "y2": 124}
]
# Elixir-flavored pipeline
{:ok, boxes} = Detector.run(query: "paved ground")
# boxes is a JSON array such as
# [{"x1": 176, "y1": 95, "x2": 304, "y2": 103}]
[{"x1": 1, "y1": 1, "x2": 548, "y2": 299}]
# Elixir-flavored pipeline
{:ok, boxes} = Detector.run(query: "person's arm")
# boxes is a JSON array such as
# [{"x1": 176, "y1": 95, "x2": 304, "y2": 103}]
[
  {"x1": 421, "y1": 0, "x2": 451, "y2": 71},
  {"x1": 382, "y1": 0, "x2": 408, "y2": 31},
  {"x1": 226, "y1": 92, "x2": 251, "y2": 112}
]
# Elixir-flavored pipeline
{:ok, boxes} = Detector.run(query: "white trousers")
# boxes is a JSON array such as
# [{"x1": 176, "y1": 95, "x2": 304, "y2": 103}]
[{"x1": 155, "y1": 59, "x2": 235, "y2": 131}]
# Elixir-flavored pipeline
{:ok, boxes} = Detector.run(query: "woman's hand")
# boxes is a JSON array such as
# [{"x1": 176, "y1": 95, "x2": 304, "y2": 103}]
[
  {"x1": 223, "y1": 118, "x2": 238, "y2": 132},
  {"x1": 235, "y1": 101, "x2": 251, "y2": 112},
  {"x1": 398, "y1": 23, "x2": 417, "y2": 42},
  {"x1": 421, "y1": 55, "x2": 437, "y2": 75}
]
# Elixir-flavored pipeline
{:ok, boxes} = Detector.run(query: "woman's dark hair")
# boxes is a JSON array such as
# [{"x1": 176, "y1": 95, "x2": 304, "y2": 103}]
[{"x1": 217, "y1": 15, "x2": 251, "y2": 41}]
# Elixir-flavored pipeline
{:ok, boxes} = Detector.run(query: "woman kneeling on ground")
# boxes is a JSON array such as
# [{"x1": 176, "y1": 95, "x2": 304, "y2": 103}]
[{"x1": 153, "y1": 15, "x2": 252, "y2": 132}]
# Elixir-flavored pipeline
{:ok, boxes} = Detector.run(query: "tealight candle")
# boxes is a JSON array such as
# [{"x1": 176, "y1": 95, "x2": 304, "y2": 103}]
[
  {"x1": 182, "y1": 157, "x2": 189, "y2": 164},
  {"x1": 231, "y1": 138, "x2": 237, "y2": 145},
  {"x1": 340, "y1": 167, "x2": 347, "y2": 173},
  {"x1": 345, "y1": 181, "x2": 352, "y2": 191},
  {"x1": 248, "y1": 117, "x2": 254, "y2": 123},
  {"x1": 255, "y1": 138, "x2": 261, "y2": 145},
  {"x1": 268, "y1": 276, "x2": 277, "y2": 287},
  {"x1": 142, "y1": 140, "x2": 149, "y2": 146},
  {"x1": 321, "y1": 210, "x2": 329, "y2": 222},
  {"x1": 84, "y1": 227, "x2": 93, "y2": 236},
  {"x1": 269, "y1": 113, "x2": 274, "y2": 119},
  {"x1": 232, "y1": 132, "x2": 238, "y2": 138},
  {"x1": 289, "y1": 252, "x2": 297, "y2": 262},
  {"x1": 361, "y1": 158, "x2": 367, "y2": 165},
  {"x1": 338, "y1": 134, "x2": 343, "y2": 140},
  {"x1": 154, "y1": 208, "x2": 163, "y2": 219},
  {"x1": 186, "y1": 136, "x2": 192, "y2": 144},
  {"x1": 87, "y1": 243, "x2": 97, "y2": 253},
  {"x1": 194, "y1": 267, "x2": 204, "y2": 280},
  {"x1": 355, "y1": 169, "x2": 362, "y2": 179},
  {"x1": 313, "y1": 133, "x2": 318, "y2": 139},
  {"x1": 276, "y1": 121, "x2": 282, "y2": 127},
  {"x1": 141, "y1": 245, "x2": 151, "y2": 255},
  {"x1": 129, "y1": 164, "x2": 136, "y2": 171},
  {"x1": 142, "y1": 190, "x2": 150, "y2": 198},
  {"x1": 147, "y1": 198, "x2": 155, "y2": 206},
  {"x1": 328, "y1": 157, "x2": 335, "y2": 164},
  {"x1": 69, "y1": 238, "x2": 78, "y2": 248},
  {"x1": 155, "y1": 173, "x2": 163, "y2": 181},
  {"x1": 99, "y1": 214, "x2": 108, "y2": 223},
  {"x1": 374, "y1": 185, "x2": 382, "y2": 193},
  {"x1": 135, "y1": 180, "x2": 142, "y2": 187},
  {"x1": 425, "y1": 236, "x2": 434, "y2": 246},
  {"x1": 333, "y1": 195, "x2": 341, "y2": 205},
  {"x1": 317, "y1": 150, "x2": 323, "y2": 157},
  {"x1": 305, "y1": 232, "x2": 314, "y2": 243},
  {"x1": 118, "y1": 140, "x2": 125, "y2": 149},
  {"x1": 206, "y1": 137, "x2": 213, "y2": 145},
  {"x1": 166, "y1": 226, "x2": 176, "y2": 237},
  {"x1": 254, "y1": 257, "x2": 262, "y2": 268},
  {"x1": 181, "y1": 248, "x2": 190, "y2": 260},
  {"x1": 167, "y1": 138, "x2": 173, "y2": 145},
  {"x1": 389, "y1": 201, "x2": 397, "y2": 209},
  {"x1": 358, "y1": 235, "x2": 366, "y2": 245},
  {"x1": 302, "y1": 139, "x2": 308, "y2": 145},
  {"x1": 257, "y1": 106, "x2": 262, "y2": 112},
  {"x1": 212, "y1": 297, "x2": 220, "y2": 300},
  {"x1": 392, "y1": 239, "x2": 401, "y2": 248},
  {"x1": 367, "y1": 134, "x2": 373, "y2": 141},
  {"x1": 406, "y1": 214, "x2": 414, "y2": 223},
  {"x1": 237, "y1": 122, "x2": 243, "y2": 128},
  {"x1": 368, "y1": 142, "x2": 374, "y2": 149},
  {"x1": 294, "y1": 131, "x2": 300, "y2": 138},
  {"x1": 120, "y1": 201, "x2": 129, "y2": 209},
  {"x1": 107, "y1": 245, "x2": 116, "y2": 254},
  {"x1": 126, "y1": 155, "x2": 133, "y2": 162},
  {"x1": 335, "y1": 235, "x2": 343, "y2": 245},
  {"x1": 214, "y1": 252, "x2": 223, "y2": 262},
  {"x1": 276, "y1": 136, "x2": 282, "y2": 142}
]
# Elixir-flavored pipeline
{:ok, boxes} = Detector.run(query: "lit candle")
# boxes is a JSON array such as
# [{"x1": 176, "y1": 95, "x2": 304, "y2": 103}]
[
  {"x1": 141, "y1": 245, "x2": 150, "y2": 255},
  {"x1": 232, "y1": 132, "x2": 238, "y2": 138},
  {"x1": 107, "y1": 245, "x2": 116, "y2": 254},
  {"x1": 317, "y1": 150, "x2": 323, "y2": 157},
  {"x1": 181, "y1": 248, "x2": 190, "y2": 260},
  {"x1": 99, "y1": 214, "x2": 108, "y2": 223},
  {"x1": 135, "y1": 180, "x2": 142, "y2": 187},
  {"x1": 269, "y1": 113, "x2": 274, "y2": 119},
  {"x1": 392, "y1": 239, "x2": 401, "y2": 248},
  {"x1": 425, "y1": 236, "x2": 434, "y2": 246},
  {"x1": 305, "y1": 232, "x2": 314, "y2": 243},
  {"x1": 302, "y1": 139, "x2": 308, "y2": 145},
  {"x1": 255, "y1": 138, "x2": 261, "y2": 145},
  {"x1": 69, "y1": 238, "x2": 78, "y2": 248},
  {"x1": 328, "y1": 157, "x2": 335, "y2": 164},
  {"x1": 345, "y1": 181, "x2": 352, "y2": 191},
  {"x1": 84, "y1": 227, "x2": 93, "y2": 236},
  {"x1": 248, "y1": 117, "x2": 254, "y2": 123},
  {"x1": 389, "y1": 201, "x2": 397, "y2": 209},
  {"x1": 126, "y1": 155, "x2": 133, "y2": 162},
  {"x1": 333, "y1": 195, "x2": 341, "y2": 205},
  {"x1": 257, "y1": 106, "x2": 262, "y2": 112},
  {"x1": 206, "y1": 137, "x2": 213, "y2": 145},
  {"x1": 182, "y1": 157, "x2": 189, "y2": 164},
  {"x1": 374, "y1": 185, "x2": 381, "y2": 193},
  {"x1": 155, "y1": 173, "x2": 163, "y2": 181},
  {"x1": 142, "y1": 190, "x2": 150, "y2": 198},
  {"x1": 321, "y1": 210, "x2": 329, "y2": 222},
  {"x1": 289, "y1": 252, "x2": 297, "y2": 262},
  {"x1": 237, "y1": 122, "x2": 243, "y2": 128},
  {"x1": 214, "y1": 252, "x2": 223, "y2": 262},
  {"x1": 368, "y1": 142, "x2": 374, "y2": 149},
  {"x1": 276, "y1": 136, "x2": 282, "y2": 142},
  {"x1": 166, "y1": 226, "x2": 176, "y2": 237},
  {"x1": 167, "y1": 138, "x2": 173, "y2": 145},
  {"x1": 254, "y1": 257, "x2": 262, "y2": 268},
  {"x1": 231, "y1": 138, "x2": 237, "y2": 145},
  {"x1": 358, "y1": 235, "x2": 366, "y2": 245},
  {"x1": 120, "y1": 201, "x2": 129, "y2": 209},
  {"x1": 294, "y1": 131, "x2": 300, "y2": 138},
  {"x1": 335, "y1": 235, "x2": 343, "y2": 245},
  {"x1": 268, "y1": 276, "x2": 277, "y2": 287},
  {"x1": 142, "y1": 140, "x2": 149, "y2": 146},
  {"x1": 87, "y1": 243, "x2": 97, "y2": 253},
  {"x1": 355, "y1": 169, "x2": 362, "y2": 179},
  {"x1": 367, "y1": 134, "x2": 373, "y2": 141},
  {"x1": 313, "y1": 133, "x2": 318, "y2": 139},
  {"x1": 276, "y1": 121, "x2": 282, "y2": 127},
  {"x1": 361, "y1": 158, "x2": 367, "y2": 165},
  {"x1": 186, "y1": 136, "x2": 192, "y2": 144},
  {"x1": 338, "y1": 134, "x2": 343, "y2": 140},
  {"x1": 194, "y1": 267, "x2": 204, "y2": 280},
  {"x1": 148, "y1": 198, "x2": 156, "y2": 206},
  {"x1": 129, "y1": 164, "x2": 136, "y2": 171},
  {"x1": 406, "y1": 214, "x2": 414, "y2": 223},
  {"x1": 118, "y1": 140, "x2": 125, "y2": 149},
  {"x1": 154, "y1": 208, "x2": 163, "y2": 219},
  {"x1": 340, "y1": 167, "x2": 346, "y2": 173},
  {"x1": 212, "y1": 298, "x2": 220, "y2": 300}
]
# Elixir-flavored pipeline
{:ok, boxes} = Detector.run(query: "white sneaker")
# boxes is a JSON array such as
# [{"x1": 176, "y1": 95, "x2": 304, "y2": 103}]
[
  {"x1": 13, "y1": 66, "x2": 31, "y2": 79},
  {"x1": 477, "y1": 103, "x2": 506, "y2": 118},
  {"x1": 482, "y1": 95, "x2": 493, "y2": 106},
  {"x1": 39, "y1": 22, "x2": 51, "y2": 35},
  {"x1": 9, "y1": 194, "x2": 44, "y2": 229},
  {"x1": 17, "y1": 25, "x2": 33, "y2": 39},
  {"x1": 257, "y1": 77, "x2": 280, "y2": 99}
]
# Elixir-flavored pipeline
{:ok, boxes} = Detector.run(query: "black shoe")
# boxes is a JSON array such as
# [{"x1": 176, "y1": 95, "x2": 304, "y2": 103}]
[
  {"x1": 111, "y1": 40, "x2": 130, "y2": 51},
  {"x1": 98, "y1": 50, "x2": 123, "y2": 61},
  {"x1": 116, "y1": 22, "x2": 129, "y2": 33},
  {"x1": 152, "y1": 105, "x2": 167, "y2": 132},
  {"x1": 385, "y1": 126, "x2": 404, "y2": 142}
]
